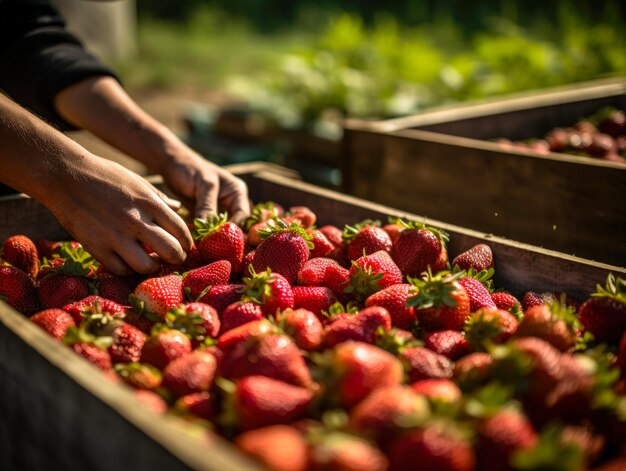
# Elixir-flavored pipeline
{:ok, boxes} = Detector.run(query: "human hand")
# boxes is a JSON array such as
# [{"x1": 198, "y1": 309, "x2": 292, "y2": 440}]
[{"x1": 46, "y1": 154, "x2": 193, "y2": 276}]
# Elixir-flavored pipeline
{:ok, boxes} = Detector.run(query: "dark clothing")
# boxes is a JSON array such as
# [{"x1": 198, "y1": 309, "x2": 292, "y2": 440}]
[
  {"x1": 0, "y1": 0, "x2": 120, "y2": 195},
  {"x1": 0, "y1": 0, "x2": 119, "y2": 131}
]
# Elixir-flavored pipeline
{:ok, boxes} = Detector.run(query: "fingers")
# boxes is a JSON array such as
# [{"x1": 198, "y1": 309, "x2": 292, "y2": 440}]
[
  {"x1": 194, "y1": 172, "x2": 219, "y2": 221},
  {"x1": 219, "y1": 175, "x2": 250, "y2": 225},
  {"x1": 113, "y1": 238, "x2": 161, "y2": 274},
  {"x1": 150, "y1": 199, "x2": 194, "y2": 253},
  {"x1": 138, "y1": 224, "x2": 187, "y2": 266},
  {"x1": 152, "y1": 186, "x2": 182, "y2": 210}
]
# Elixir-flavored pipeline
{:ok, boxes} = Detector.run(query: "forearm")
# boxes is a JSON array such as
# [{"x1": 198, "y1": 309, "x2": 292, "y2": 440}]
[{"x1": 53, "y1": 76, "x2": 182, "y2": 174}]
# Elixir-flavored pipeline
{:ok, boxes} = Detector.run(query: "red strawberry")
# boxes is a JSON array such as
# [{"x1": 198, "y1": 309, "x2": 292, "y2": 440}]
[
  {"x1": 247, "y1": 221, "x2": 269, "y2": 247},
  {"x1": 424, "y1": 330, "x2": 468, "y2": 360},
  {"x1": 219, "y1": 332, "x2": 312, "y2": 388},
  {"x1": 161, "y1": 350, "x2": 216, "y2": 397},
  {"x1": 342, "y1": 222, "x2": 392, "y2": 261},
  {"x1": 308, "y1": 432, "x2": 389, "y2": 471},
  {"x1": 618, "y1": 330, "x2": 626, "y2": 378},
  {"x1": 391, "y1": 220, "x2": 449, "y2": 277},
  {"x1": 62, "y1": 295, "x2": 126, "y2": 325},
  {"x1": 0, "y1": 265, "x2": 40, "y2": 314},
  {"x1": 515, "y1": 303, "x2": 577, "y2": 351},
  {"x1": 458, "y1": 276, "x2": 496, "y2": 312},
  {"x1": 202, "y1": 283, "x2": 243, "y2": 314},
  {"x1": 319, "y1": 225, "x2": 343, "y2": 248},
  {"x1": 383, "y1": 222, "x2": 403, "y2": 244},
  {"x1": 70, "y1": 342, "x2": 112, "y2": 371},
  {"x1": 236, "y1": 425, "x2": 308, "y2": 471},
  {"x1": 349, "y1": 385, "x2": 429, "y2": 444},
  {"x1": 217, "y1": 319, "x2": 273, "y2": 351},
  {"x1": 293, "y1": 286, "x2": 337, "y2": 318},
  {"x1": 115, "y1": 362, "x2": 162, "y2": 390},
  {"x1": 522, "y1": 291, "x2": 556, "y2": 312},
  {"x1": 411, "y1": 379, "x2": 462, "y2": 404},
  {"x1": 108, "y1": 322, "x2": 146, "y2": 363},
  {"x1": 465, "y1": 308, "x2": 519, "y2": 351},
  {"x1": 140, "y1": 327, "x2": 192, "y2": 370},
  {"x1": 388, "y1": 423, "x2": 476, "y2": 471},
  {"x1": 34, "y1": 239, "x2": 62, "y2": 259},
  {"x1": 174, "y1": 391, "x2": 215, "y2": 421},
  {"x1": 134, "y1": 389, "x2": 168, "y2": 414},
  {"x1": 243, "y1": 201, "x2": 283, "y2": 233},
  {"x1": 277, "y1": 308, "x2": 323, "y2": 351},
  {"x1": 400, "y1": 346, "x2": 454, "y2": 383},
  {"x1": 132, "y1": 274, "x2": 184, "y2": 318},
  {"x1": 95, "y1": 273, "x2": 134, "y2": 305},
  {"x1": 309, "y1": 230, "x2": 335, "y2": 258},
  {"x1": 193, "y1": 214, "x2": 245, "y2": 270},
  {"x1": 157, "y1": 244, "x2": 203, "y2": 276},
  {"x1": 324, "y1": 306, "x2": 391, "y2": 347},
  {"x1": 38, "y1": 274, "x2": 90, "y2": 309},
  {"x1": 224, "y1": 375, "x2": 313, "y2": 430},
  {"x1": 182, "y1": 260, "x2": 232, "y2": 301},
  {"x1": 171, "y1": 302, "x2": 221, "y2": 341},
  {"x1": 124, "y1": 310, "x2": 155, "y2": 334},
  {"x1": 491, "y1": 291, "x2": 522, "y2": 319},
  {"x1": 365, "y1": 283, "x2": 417, "y2": 329},
  {"x1": 298, "y1": 257, "x2": 348, "y2": 290},
  {"x1": 241, "y1": 249, "x2": 255, "y2": 275},
  {"x1": 407, "y1": 271, "x2": 470, "y2": 331},
  {"x1": 452, "y1": 244, "x2": 493, "y2": 273},
  {"x1": 241, "y1": 268, "x2": 294, "y2": 315},
  {"x1": 346, "y1": 250, "x2": 402, "y2": 302},
  {"x1": 251, "y1": 220, "x2": 312, "y2": 284},
  {"x1": 3, "y1": 234, "x2": 38, "y2": 278},
  {"x1": 453, "y1": 352, "x2": 494, "y2": 390},
  {"x1": 30, "y1": 308, "x2": 76, "y2": 340},
  {"x1": 221, "y1": 301, "x2": 263, "y2": 333},
  {"x1": 578, "y1": 274, "x2": 626, "y2": 343},
  {"x1": 331, "y1": 341, "x2": 404, "y2": 407},
  {"x1": 476, "y1": 409, "x2": 537, "y2": 471},
  {"x1": 288, "y1": 206, "x2": 316, "y2": 228}
]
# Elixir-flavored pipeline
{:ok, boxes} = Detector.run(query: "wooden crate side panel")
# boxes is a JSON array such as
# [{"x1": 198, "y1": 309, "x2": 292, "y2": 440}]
[
  {"x1": 341, "y1": 128, "x2": 386, "y2": 199},
  {"x1": 0, "y1": 195, "x2": 68, "y2": 242},
  {"x1": 250, "y1": 171, "x2": 625, "y2": 299}
]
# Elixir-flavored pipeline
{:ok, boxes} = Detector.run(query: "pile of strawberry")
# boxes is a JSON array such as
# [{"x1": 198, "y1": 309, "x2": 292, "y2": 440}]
[
  {"x1": 1, "y1": 202, "x2": 626, "y2": 471},
  {"x1": 495, "y1": 107, "x2": 626, "y2": 164}
]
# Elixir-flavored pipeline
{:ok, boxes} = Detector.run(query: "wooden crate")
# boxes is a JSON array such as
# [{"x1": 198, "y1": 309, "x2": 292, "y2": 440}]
[
  {"x1": 342, "y1": 78, "x2": 626, "y2": 267},
  {"x1": 1, "y1": 162, "x2": 625, "y2": 471}
]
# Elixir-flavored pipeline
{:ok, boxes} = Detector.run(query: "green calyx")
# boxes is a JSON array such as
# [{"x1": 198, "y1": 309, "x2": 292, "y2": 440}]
[
  {"x1": 344, "y1": 261, "x2": 384, "y2": 301},
  {"x1": 341, "y1": 219, "x2": 381, "y2": 244},
  {"x1": 464, "y1": 310, "x2": 504, "y2": 352},
  {"x1": 163, "y1": 306, "x2": 208, "y2": 340},
  {"x1": 375, "y1": 326, "x2": 422, "y2": 355},
  {"x1": 243, "y1": 201, "x2": 280, "y2": 232},
  {"x1": 547, "y1": 296, "x2": 581, "y2": 333},
  {"x1": 193, "y1": 213, "x2": 228, "y2": 240},
  {"x1": 511, "y1": 423, "x2": 584, "y2": 471},
  {"x1": 395, "y1": 218, "x2": 450, "y2": 245},
  {"x1": 256, "y1": 219, "x2": 314, "y2": 249},
  {"x1": 455, "y1": 267, "x2": 495, "y2": 293},
  {"x1": 592, "y1": 273, "x2": 626, "y2": 304},
  {"x1": 241, "y1": 266, "x2": 275, "y2": 305},
  {"x1": 321, "y1": 301, "x2": 360, "y2": 318},
  {"x1": 114, "y1": 362, "x2": 162, "y2": 381},
  {"x1": 463, "y1": 382, "x2": 517, "y2": 419},
  {"x1": 405, "y1": 269, "x2": 462, "y2": 309},
  {"x1": 62, "y1": 324, "x2": 113, "y2": 350}
]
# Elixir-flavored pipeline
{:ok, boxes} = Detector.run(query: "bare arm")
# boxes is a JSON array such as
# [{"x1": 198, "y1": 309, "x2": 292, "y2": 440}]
[
  {"x1": 54, "y1": 76, "x2": 250, "y2": 223},
  {"x1": 0, "y1": 94, "x2": 193, "y2": 275}
]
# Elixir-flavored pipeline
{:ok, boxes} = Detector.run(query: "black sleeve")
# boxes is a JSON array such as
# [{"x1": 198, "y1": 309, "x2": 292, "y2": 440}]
[{"x1": 0, "y1": 0, "x2": 121, "y2": 131}]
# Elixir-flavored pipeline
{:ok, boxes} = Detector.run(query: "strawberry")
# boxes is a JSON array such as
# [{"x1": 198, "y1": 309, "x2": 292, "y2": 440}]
[
  {"x1": 63, "y1": 326, "x2": 113, "y2": 371},
  {"x1": 38, "y1": 273, "x2": 90, "y2": 310},
  {"x1": 277, "y1": 308, "x2": 323, "y2": 351},
  {"x1": 365, "y1": 283, "x2": 417, "y2": 329},
  {"x1": 618, "y1": 330, "x2": 626, "y2": 378},
  {"x1": 0, "y1": 265, "x2": 40, "y2": 314},
  {"x1": 221, "y1": 301, "x2": 263, "y2": 333},
  {"x1": 219, "y1": 332, "x2": 312, "y2": 388},
  {"x1": 391, "y1": 220, "x2": 449, "y2": 277},
  {"x1": 95, "y1": 273, "x2": 134, "y2": 305},
  {"x1": 241, "y1": 268, "x2": 294, "y2": 315},
  {"x1": 134, "y1": 390, "x2": 168, "y2": 414},
  {"x1": 342, "y1": 221, "x2": 392, "y2": 261},
  {"x1": 173, "y1": 302, "x2": 220, "y2": 341},
  {"x1": 161, "y1": 350, "x2": 217, "y2": 397},
  {"x1": 202, "y1": 283, "x2": 243, "y2": 314},
  {"x1": 407, "y1": 271, "x2": 470, "y2": 332},
  {"x1": 298, "y1": 257, "x2": 349, "y2": 293},
  {"x1": 383, "y1": 222, "x2": 403, "y2": 244},
  {"x1": 115, "y1": 362, "x2": 162, "y2": 390},
  {"x1": 308, "y1": 432, "x2": 389, "y2": 471},
  {"x1": 193, "y1": 214, "x2": 245, "y2": 270},
  {"x1": 400, "y1": 346, "x2": 454, "y2": 383},
  {"x1": 34, "y1": 239, "x2": 62, "y2": 259},
  {"x1": 309, "y1": 230, "x2": 335, "y2": 258},
  {"x1": 140, "y1": 327, "x2": 192, "y2": 370},
  {"x1": 30, "y1": 308, "x2": 76, "y2": 340},
  {"x1": 515, "y1": 302, "x2": 578, "y2": 351},
  {"x1": 522, "y1": 291, "x2": 556, "y2": 312},
  {"x1": 182, "y1": 260, "x2": 231, "y2": 301},
  {"x1": 424, "y1": 330, "x2": 468, "y2": 360},
  {"x1": 123, "y1": 310, "x2": 155, "y2": 334},
  {"x1": 174, "y1": 391, "x2": 215, "y2": 421},
  {"x1": 453, "y1": 352, "x2": 494, "y2": 391},
  {"x1": 217, "y1": 319, "x2": 273, "y2": 351},
  {"x1": 388, "y1": 423, "x2": 476, "y2": 471},
  {"x1": 324, "y1": 306, "x2": 391, "y2": 347},
  {"x1": 107, "y1": 322, "x2": 146, "y2": 364},
  {"x1": 411, "y1": 379, "x2": 462, "y2": 404},
  {"x1": 349, "y1": 385, "x2": 429, "y2": 445},
  {"x1": 293, "y1": 286, "x2": 337, "y2": 318},
  {"x1": 331, "y1": 341, "x2": 404, "y2": 407},
  {"x1": 491, "y1": 291, "x2": 522, "y2": 320},
  {"x1": 221, "y1": 376, "x2": 313, "y2": 430},
  {"x1": 236, "y1": 425, "x2": 308, "y2": 471},
  {"x1": 451, "y1": 244, "x2": 493, "y2": 273},
  {"x1": 465, "y1": 308, "x2": 519, "y2": 351},
  {"x1": 578, "y1": 274, "x2": 626, "y2": 343},
  {"x1": 476, "y1": 409, "x2": 537, "y2": 471},
  {"x1": 319, "y1": 224, "x2": 343, "y2": 247},
  {"x1": 288, "y1": 206, "x2": 316, "y2": 228},
  {"x1": 62, "y1": 295, "x2": 126, "y2": 325},
  {"x1": 3, "y1": 234, "x2": 38, "y2": 278},
  {"x1": 345, "y1": 250, "x2": 402, "y2": 302},
  {"x1": 241, "y1": 249, "x2": 255, "y2": 275},
  {"x1": 243, "y1": 201, "x2": 283, "y2": 233},
  {"x1": 157, "y1": 244, "x2": 203, "y2": 276},
  {"x1": 247, "y1": 222, "x2": 269, "y2": 247},
  {"x1": 251, "y1": 220, "x2": 312, "y2": 284},
  {"x1": 458, "y1": 276, "x2": 496, "y2": 312},
  {"x1": 131, "y1": 274, "x2": 184, "y2": 318}
]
